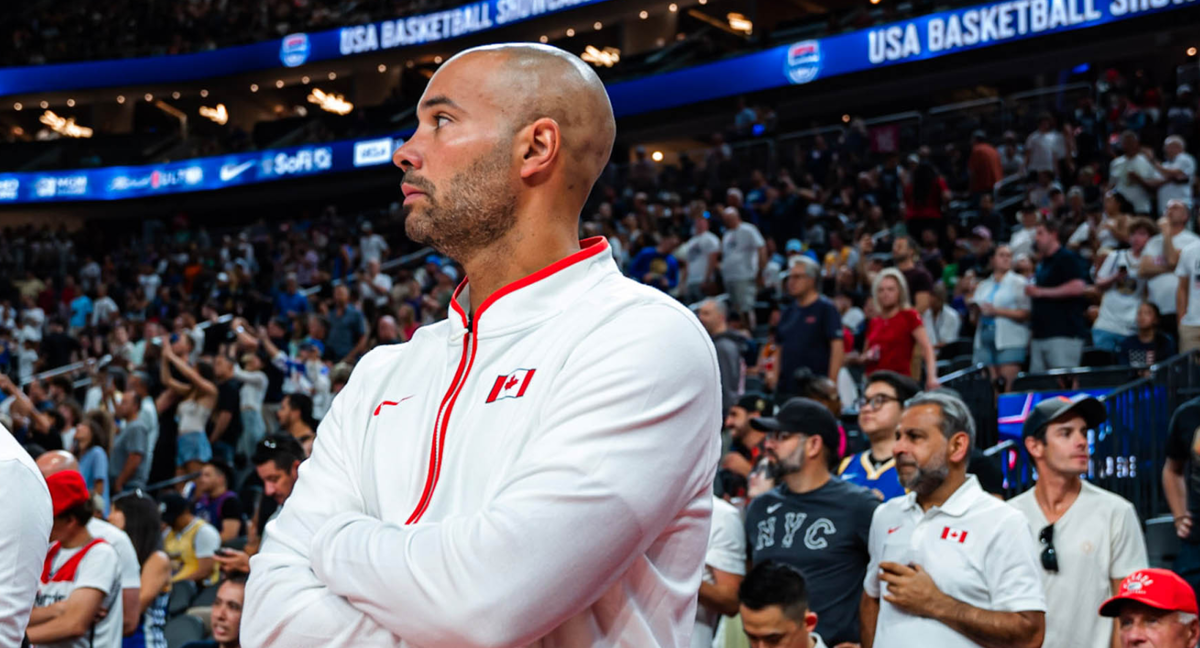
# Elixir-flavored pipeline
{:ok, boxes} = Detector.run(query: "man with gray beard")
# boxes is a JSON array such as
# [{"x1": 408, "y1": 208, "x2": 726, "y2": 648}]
[{"x1": 859, "y1": 391, "x2": 1046, "y2": 648}]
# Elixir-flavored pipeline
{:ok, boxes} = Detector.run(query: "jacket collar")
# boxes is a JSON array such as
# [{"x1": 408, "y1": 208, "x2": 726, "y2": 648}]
[{"x1": 447, "y1": 237, "x2": 615, "y2": 338}]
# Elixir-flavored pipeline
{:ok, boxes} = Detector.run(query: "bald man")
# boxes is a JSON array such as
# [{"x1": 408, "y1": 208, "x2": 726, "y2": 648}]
[
  {"x1": 36, "y1": 450, "x2": 143, "y2": 636},
  {"x1": 243, "y1": 44, "x2": 722, "y2": 647}
]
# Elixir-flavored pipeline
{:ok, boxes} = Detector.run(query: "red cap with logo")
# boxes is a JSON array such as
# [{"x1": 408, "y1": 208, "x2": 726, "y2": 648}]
[
  {"x1": 1099, "y1": 568, "x2": 1199, "y2": 617},
  {"x1": 45, "y1": 470, "x2": 90, "y2": 517}
]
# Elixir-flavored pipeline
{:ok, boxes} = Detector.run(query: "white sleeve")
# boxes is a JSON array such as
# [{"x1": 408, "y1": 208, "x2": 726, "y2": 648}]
[
  {"x1": 0, "y1": 457, "x2": 52, "y2": 646},
  {"x1": 862, "y1": 508, "x2": 884, "y2": 598},
  {"x1": 300, "y1": 305, "x2": 721, "y2": 648},
  {"x1": 1177, "y1": 245, "x2": 1197, "y2": 278},
  {"x1": 706, "y1": 501, "x2": 747, "y2": 576},
  {"x1": 749, "y1": 225, "x2": 766, "y2": 248},
  {"x1": 193, "y1": 523, "x2": 221, "y2": 559},
  {"x1": 1109, "y1": 500, "x2": 1149, "y2": 580},
  {"x1": 1068, "y1": 223, "x2": 1089, "y2": 246},
  {"x1": 232, "y1": 366, "x2": 268, "y2": 389},
  {"x1": 940, "y1": 309, "x2": 961, "y2": 342},
  {"x1": 112, "y1": 531, "x2": 143, "y2": 590},
  {"x1": 983, "y1": 510, "x2": 1046, "y2": 612},
  {"x1": 74, "y1": 543, "x2": 120, "y2": 596},
  {"x1": 1097, "y1": 253, "x2": 1118, "y2": 280},
  {"x1": 1181, "y1": 155, "x2": 1197, "y2": 178},
  {"x1": 243, "y1": 351, "x2": 399, "y2": 646}
]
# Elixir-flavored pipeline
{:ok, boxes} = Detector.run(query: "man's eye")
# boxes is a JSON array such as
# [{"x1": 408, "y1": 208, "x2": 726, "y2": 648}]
[{"x1": 434, "y1": 115, "x2": 450, "y2": 128}]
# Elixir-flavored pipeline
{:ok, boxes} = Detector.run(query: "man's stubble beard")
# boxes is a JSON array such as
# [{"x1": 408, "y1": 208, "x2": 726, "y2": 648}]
[
  {"x1": 402, "y1": 143, "x2": 519, "y2": 264},
  {"x1": 897, "y1": 451, "x2": 950, "y2": 496}
]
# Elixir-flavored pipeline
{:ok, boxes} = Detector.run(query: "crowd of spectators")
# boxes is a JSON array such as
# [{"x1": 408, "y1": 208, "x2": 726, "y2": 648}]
[{"x1": 3, "y1": 61, "x2": 1200, "y2": 647}]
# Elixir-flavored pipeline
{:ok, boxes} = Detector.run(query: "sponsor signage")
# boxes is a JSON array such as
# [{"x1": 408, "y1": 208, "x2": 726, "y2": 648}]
[
  {"x1": 354, "y1": 137, "x2": 395, "y2": 166},
  {"x1": 0, "y1": 0, "x2": 609, "y2": 96}
]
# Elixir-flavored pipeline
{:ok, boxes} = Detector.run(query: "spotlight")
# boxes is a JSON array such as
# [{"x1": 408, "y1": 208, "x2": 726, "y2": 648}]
[
  {"x1": 651, "y1": 151, "x2": 664, "y2": 162},
  {"x1": 328, "y1": 72, "x2": 337, "y2": 80},
  {"x1": 13, "y1": 102, "x2": 21, "y2": 111},
  {"x1": 144, "y1": 94, "x2": 152, "y2": 101},
  {"x1": 639, "y1": 10, "x2": 649, "y2": 18},
  {"x1": 117, "y1": 95, "x2": 125, "y2": 104},
  {"x1": 172, "y1": 91, "x2": 181, "y2": 99},
  {"x1": 302, "y1": 76, "x2": 310, "y2": 84},
  {"x1": 378, "y1": 64, "x2": 387, "y2": 72},
  {"x1": 66, "y1": 99, "x2": 75, "y2": 107},
  {"x1": 250, "y1": 84, "x2": 259, "y2": 92},
  {"x1": 275, "y1": 80, "x2": 284, "y2": 88},
  {"x1": 566, "y1": 28, "x2": 576, "y2": 37},
  {"x1": 1189, "y1": 47, "x2": 1198, "y2": 57},
  {"x1": 539, "y1": 35, "x2": 548, "y2": 43},
  {"x1": 200, "y1": 89, "x2": 209, "y2": 97},
  {"x1": 433, "y1": 56, "x2": 442, "y2": 64},
  {"x1": 40, "y1": 101, "x2": 48, "y2": 109},
  {"x1": 669, "y1": 3, "x2": 678, "y2": 11},
  {"x1": 594, "y1": 21, "x2": 602, "y2": 30}
]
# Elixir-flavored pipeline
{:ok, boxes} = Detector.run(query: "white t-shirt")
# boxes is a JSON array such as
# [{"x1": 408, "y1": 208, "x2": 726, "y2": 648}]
[
  {"x1": 137, "y1": 273, "x2": 161, "y2": 302},
  {"x1": 1159, "y1": 152, "x2": 1197, "y2": 209},
  {"x1": 679, "y1": 232, "x2": 721, "y2": 287},
  {"x1": 923, "y1": 305, "x2": 962, "y2": 346},
  {"x1": 360, "y1": 273, "x2": 393, "y2": 308},
  {"x1": 1093, "y1": 249, "x2": 1143, "y2": 336},
  {"x1": 359, "y1": 234, "x2": 389, "y2": 266},
  {"x1": 0, "y1": 427, "x2": 52, "y2": 647},
  {"x1": 1010, "y1": 227, "x2": 1037, "y2": 259},
  {"x1": 1176, "y1": 241, "x2": 1200, "y2": 327},
  {"x1": 34, "y1": 540, "x2": 123, "y2": 648},
  {"x1": 87, "y1": 518, "x2": 143, "y2": 591},
  {"x1": 1110, "y1": 154, "x2": 1160, "y2": 214},
  {"x1": 1145, "y1": 230, "x2": 1200, "y2": 315},
  {"x1": 864, "y1": 476, "x2": 1046, "y2": 648},
  {"x1": 693, "y1": 497, "x2": 746, "y2": 648},
  {"x1": 1009, "y1": 482, "x2": 1147, "y2": 648},
  {"x1": 1025, "y1": 130, "x2": 1066, "y2": 173},
  {"x1": 91, "y1": 296, "x2": 119, "y2": 326},
  {"x1": 842, "y1": 306, "x2": 865, "y2": 332},
  {"x1": 720, "y1": 223, "x2": 766, "y2": 283}
]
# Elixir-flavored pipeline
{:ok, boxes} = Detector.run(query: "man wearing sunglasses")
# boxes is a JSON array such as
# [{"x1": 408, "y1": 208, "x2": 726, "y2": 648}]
[
  {"x1": 745, "y1": 397, "x2": 879, "y2": 646},
  {"x1": 839, "y1": 371, "x2": 920, "y2": 501},
  {"x1": 1010, "y1": 394, "x2": 1148, "y2": 648}
]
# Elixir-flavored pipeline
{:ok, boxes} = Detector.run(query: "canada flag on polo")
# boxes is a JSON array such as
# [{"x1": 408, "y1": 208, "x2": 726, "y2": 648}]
[
  {"x1": 486, "y1": 368, "x2": 536, "y2": 403},
  {"x1": 941, "y1": 526, "x2": 968, "y2": 543}
]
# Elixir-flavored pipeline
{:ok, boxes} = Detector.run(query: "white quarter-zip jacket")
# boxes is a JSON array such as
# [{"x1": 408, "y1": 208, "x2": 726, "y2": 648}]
[{"x1": 243, "y1": 237, "x2": 723, "y2": 648}]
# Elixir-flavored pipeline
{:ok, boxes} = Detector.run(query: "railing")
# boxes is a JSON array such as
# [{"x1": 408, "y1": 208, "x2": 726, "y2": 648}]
[
  {"x1": 940, "y1": 363, "x2": 1000, "y2": 450},
  {"x1": 299, "y1": 246, "x2": 434, "y2": 297},
  {"x1": 986, "y1": 350, "x2": 1199, "y2": 520}
]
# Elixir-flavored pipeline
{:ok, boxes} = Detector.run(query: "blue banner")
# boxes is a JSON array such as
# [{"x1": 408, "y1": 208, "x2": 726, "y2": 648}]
[
  {"x1": 0, "y1": 0, "x2": 607, "y2": 97},
  {"x1": 0, "y1": 135, "x2": 404, "y2": 203},
  {"x1": 609, "y1": 0, "x2": 1197, "y2": 116}
]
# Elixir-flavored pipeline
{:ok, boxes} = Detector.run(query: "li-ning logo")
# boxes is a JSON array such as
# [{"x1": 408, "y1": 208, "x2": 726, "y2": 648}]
[{"x1": 784, "y1": 40, "x2": 821, "y2": 85}]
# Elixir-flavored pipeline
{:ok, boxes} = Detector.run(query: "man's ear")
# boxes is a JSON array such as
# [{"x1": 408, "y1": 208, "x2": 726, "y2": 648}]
[
  {"x1": 517, "y1": 118, "x2": 561, "y2": 181},
  {"x1": 949, "y1": 431, "x2": 971, "y2": 464},
  {"x1": 805, "y1": 610, "x2": 818, "y2": 633},
  {"x1": 1024, "y1": 435, "x2": 1042, "y2": 462}
]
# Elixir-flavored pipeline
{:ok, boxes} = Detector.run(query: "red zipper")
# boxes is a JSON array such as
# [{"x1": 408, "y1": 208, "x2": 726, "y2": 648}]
[{"x1": 405, "y1": 320, "x2": 477, "y2": 524}]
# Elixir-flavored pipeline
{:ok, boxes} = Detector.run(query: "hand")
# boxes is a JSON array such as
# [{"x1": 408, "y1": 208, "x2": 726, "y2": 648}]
[
  {"x1": 0, "y1": 373, "x2": 13, "y2": 394},
  {"x1": 859, "y1": 234, "x2": 875, "y2": 254},
  {"x1": 879, "y1": 562, "x2": 947, "y2": 618},
  {"x1": 159, "y1": 334, "x2": 174, "y2": 355},
  {"x1": 1159, "y1": 216, "x2": 1171, "y2": 233},
  {"x1": 1177, "y1": 513, "x2": 1193, "y2": 539},
  {"x1": 977, "y1": 302, "x2": 995, "y2": 317},
  {"x1": 1024, "y1": 284, "x2": 1041, "y2": 298},
  {"x1": 926, "y1": 376, "x2": 941, "y2": 391},
  {"x1": 214, "y1": 548, "x2": 252, "y2": 574}
]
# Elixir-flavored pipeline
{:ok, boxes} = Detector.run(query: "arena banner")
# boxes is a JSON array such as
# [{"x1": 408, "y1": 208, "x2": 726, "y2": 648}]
[
  {"x1": 0, "y1": 0, "x2": 607, "y2": 96},
  {"x1": 607, "y1": 0, "x2": 1196, "y2": 116},
  {"x1": 0, "y1": 135, "x2": 404, "y2": 203}
]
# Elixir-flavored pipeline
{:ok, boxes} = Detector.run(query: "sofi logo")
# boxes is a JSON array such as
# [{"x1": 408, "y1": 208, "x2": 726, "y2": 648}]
[
  {"x1": 280, "y1": 33, "x2": 311, "y2": 67},
  {"x1": 354, "y1": 137, "x2": 394, "y2": 167},
  {"x1": 263, "y1": 147, "x2": 333, "y2": 176}
]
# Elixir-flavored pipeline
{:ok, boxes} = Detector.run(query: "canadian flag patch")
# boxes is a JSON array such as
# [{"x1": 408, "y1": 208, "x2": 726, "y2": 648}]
[
  {"x1": 486, "y1": 369, "x2": 536, "y2": 403},
  {"x1": 941, "y1": 526, "x2": 968, "y2": 543}
]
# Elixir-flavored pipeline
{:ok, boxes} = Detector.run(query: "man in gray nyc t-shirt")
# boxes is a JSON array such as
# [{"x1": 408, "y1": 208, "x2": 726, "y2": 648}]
[{"x1": 744, "y1": 398, "x2": 879, "y2": 645}]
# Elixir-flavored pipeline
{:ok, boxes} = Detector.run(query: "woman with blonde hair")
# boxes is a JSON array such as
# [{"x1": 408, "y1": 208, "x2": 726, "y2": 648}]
[{"x1": 863, "y1": 267, "x2": 940, "y2": 390}]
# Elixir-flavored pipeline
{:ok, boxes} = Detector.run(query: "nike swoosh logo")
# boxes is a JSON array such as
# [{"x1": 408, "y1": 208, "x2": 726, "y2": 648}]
[
  {"x1": 219, "y1": 161, "x2": 255, "y2": 182},
  {"x1": 888, "y1": 526, "x2": 902, "y2": 534},
  {"x1": 766, "y1": 503, "x2": 782, "y2": 514},
  {"x1": 373, "y1": 395, "x2": 414, "y2": 416}
]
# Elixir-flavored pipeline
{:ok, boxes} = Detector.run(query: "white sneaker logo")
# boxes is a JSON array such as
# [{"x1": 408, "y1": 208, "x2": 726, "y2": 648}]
[
  {"x1": 766, "y1": 503, "x2": 783, "y2": 514},
  {"x1": 219, "y1": 161, "x2": 255, "y2": 182}
]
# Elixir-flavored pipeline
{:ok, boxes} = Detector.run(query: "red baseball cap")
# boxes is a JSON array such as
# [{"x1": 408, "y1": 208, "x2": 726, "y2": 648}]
[
  {"x1": 1099, "y1": 568, "x2": 1199, "y2": 617},
  {"x1": 46, "y1": 470, "x2": 90, "y2": 517}
]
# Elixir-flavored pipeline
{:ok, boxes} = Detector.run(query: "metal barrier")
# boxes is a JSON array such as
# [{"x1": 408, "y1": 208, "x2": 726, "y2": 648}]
[
  {"x1": 300, "y1": 245, "x2": 434, "y2": 297},
  {"x1": 940, "y1": 363, "x2": 1000, "y2": 450}
]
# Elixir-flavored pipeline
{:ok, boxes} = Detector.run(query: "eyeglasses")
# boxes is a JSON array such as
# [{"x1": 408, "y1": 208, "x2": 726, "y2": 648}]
[
  {"x1": 765, "y1": 431, "x2": 802, "y2": 443},
  {"x1": 856, "y1": 394, "x2": 901, "y2": 411},
  {"x1": 1039, "y1": 524, "x2": 1058, "y2": 573}
]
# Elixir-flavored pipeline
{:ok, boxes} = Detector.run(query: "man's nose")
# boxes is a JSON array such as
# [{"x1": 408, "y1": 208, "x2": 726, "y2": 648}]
[{"x1": 393, "y1": 138, "x2": 421, "y2": 171}]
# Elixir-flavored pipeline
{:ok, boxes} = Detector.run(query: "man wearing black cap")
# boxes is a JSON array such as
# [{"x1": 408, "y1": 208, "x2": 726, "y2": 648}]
[
  {"x1": 719, "y1": 393, "x2": 770, "y2": 498},
  {"x1": 745, "y1": 397, "x2": 879, "y2": 645},
  {"x1": 1010, "y1": 394, "x2": 1147, "y2": 648}
]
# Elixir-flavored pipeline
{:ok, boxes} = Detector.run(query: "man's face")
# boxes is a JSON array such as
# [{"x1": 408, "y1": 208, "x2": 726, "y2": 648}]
[
  {"x1": 256, "y1": 460, "x2": 299, "y2": 505},
  {"x1": 197, "y1": 464, "x2": 219, "y2": 493},
  {"x1": 1030, "y1": 413, "x2": 1090, "y2": 476},
  {"x1": 725, "y1": 406, "x2": 752, "y2": 437},
  {"x1": 1169, "y1": 203, "x2": 1189, "y2": 228},
  {"x1": 785, "y1": 265, "x2": 811, "y2": 298},
  {"x1": 740, "y1": 603, "x2": 815, "y2": 648},
  {"x1": 1123, "y1": 133, "x2": 1140, "y2": 155},
  {"x1": 393, "y1": 54, "x2": 520, "y2": 263},
  {"x1": 892, "y1": 238, "x2": 910, "y2": 262},
  {"x1": 895, "y1": 404, "x2": 956, "y2": 495},
  {"x1": 49, "y1": 516, "x2": 81, "y2": 544},
  {"x1": 1138, "y1": 303, "x2": 1159, "y2": 330},
  {"x1": 1167, "y1": 141, "x2": 1185, "y2": 160},
  {"x1": 1131, "y1": 229, "x2": 1151, "y2": 252},
  {"x1": 764, "y1": 432, "x2": 811, "y2": 476},
  {"x1": 696, "y1": 302, "x2": 723, "y2": 335},
  {"x1": 859, "y1": 382, "x2": 903, "y2": 440},
  {"x1": 210, "y1": 581, "x2": 245, "y2": 644},
  {"x1": 214, "y1": 356, "x2": 234, "y2": 381},
  {"x1": 1035, "y1": 224, "x2": 1056, "y2": 254},
  {"x1": 1117, "y1": 602, "x2": 1200, "y2": 648},
  {"x1": 276, "y1": 398, "x2": 296, "y2": 426}
]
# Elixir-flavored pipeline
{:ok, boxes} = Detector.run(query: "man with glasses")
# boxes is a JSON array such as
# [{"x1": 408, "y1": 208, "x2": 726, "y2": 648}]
[
  {"x1": 1010, "y1": 395, "x2": 1147, "y2": 648},
  {"x1": 860, "y1": 391, "x2": 1045, "y2": 648},
  {"x1": 745, "y1": 397, "x2": 879, "y2": 645},
  {"x1": 839, "y1": 371, "x2": 919, "y2": 501}
]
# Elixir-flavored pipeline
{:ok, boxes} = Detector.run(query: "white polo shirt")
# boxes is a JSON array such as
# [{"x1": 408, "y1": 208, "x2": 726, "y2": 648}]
[{"x1": 863, "y1": 475, "x2": 1046, "y2": 648}]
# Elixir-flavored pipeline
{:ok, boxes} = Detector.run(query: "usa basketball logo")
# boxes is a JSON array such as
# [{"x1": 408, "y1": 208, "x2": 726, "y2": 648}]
[
  {"x1": 785, "y1": 40, "x2": 821, "y2": 85},
  {"x1": 280, "y1": 33, "x2": 311, "y2": 67}
]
